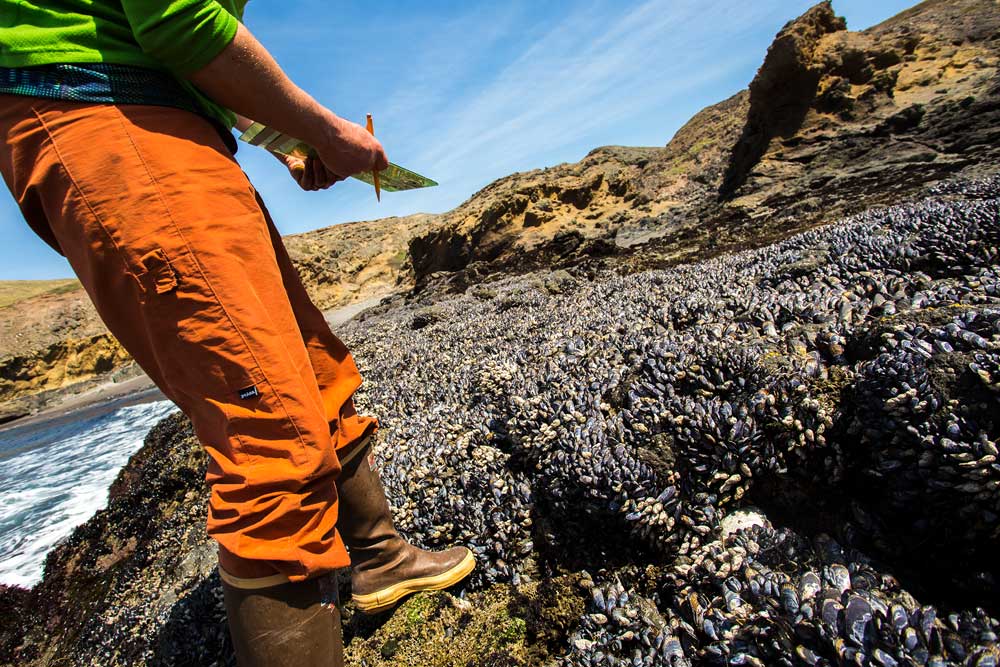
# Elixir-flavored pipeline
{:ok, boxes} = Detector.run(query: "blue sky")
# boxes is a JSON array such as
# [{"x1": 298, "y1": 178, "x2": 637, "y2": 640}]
[{"x1": 1, "y1": 0, "x2": 917, "y2": 280}]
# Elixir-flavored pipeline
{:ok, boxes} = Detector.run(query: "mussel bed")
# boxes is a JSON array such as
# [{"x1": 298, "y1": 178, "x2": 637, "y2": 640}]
[{"x1": 341, "y1": 176, "x2": 1000, "y2": 666}]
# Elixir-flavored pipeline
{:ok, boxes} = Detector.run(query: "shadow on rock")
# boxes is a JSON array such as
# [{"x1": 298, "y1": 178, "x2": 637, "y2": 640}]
[{"x1": 149, "y1": 570, "x2": 234, "y2": 667}]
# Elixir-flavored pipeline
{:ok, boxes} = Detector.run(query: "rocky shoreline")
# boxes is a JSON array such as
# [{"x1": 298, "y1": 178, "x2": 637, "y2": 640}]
[
  {"x1": 5, "y1": 0, "x2": 999, "y2": 417},
  {"x1": 2, "y1": 175, "x2": 997, "y2": 666},
  {"x1": 2, "y1": 2, "x2": 1000, "y2": 665}
]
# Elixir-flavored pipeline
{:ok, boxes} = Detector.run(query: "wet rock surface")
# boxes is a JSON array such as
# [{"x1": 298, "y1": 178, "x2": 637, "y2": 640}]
[
  {"x1": 3, "y1": 175, "x2": 997, "y2": 666},
  {"x1": 340, "y1": 177, "x2": 1000, "y2": 666}
]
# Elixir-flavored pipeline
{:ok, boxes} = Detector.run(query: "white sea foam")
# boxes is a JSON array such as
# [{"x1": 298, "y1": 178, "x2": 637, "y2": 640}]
[{"x1": 0, "y1": 400, "x2": 177, "y2": 588}]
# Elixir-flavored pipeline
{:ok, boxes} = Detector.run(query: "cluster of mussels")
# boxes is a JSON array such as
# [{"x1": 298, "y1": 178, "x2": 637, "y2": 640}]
[
  {"x1": 340, "y1": 176, "x2": 999, "y2": 665},
  {"x1": 558, "y1": 574, "x2": 689, "y2": 667},
  {"x1": 658, "y1": 513, "x2": 1000, "y2": 667}
]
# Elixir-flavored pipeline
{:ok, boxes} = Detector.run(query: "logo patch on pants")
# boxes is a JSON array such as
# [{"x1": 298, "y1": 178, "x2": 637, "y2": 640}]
[{"x1": 238, "y1": 385, "x2": 260, "y2": 400}]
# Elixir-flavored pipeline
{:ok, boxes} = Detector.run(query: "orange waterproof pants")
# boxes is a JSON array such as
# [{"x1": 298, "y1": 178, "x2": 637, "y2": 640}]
[{"x1": 0, "y1": 96, "x2": 378, "y2": 584}]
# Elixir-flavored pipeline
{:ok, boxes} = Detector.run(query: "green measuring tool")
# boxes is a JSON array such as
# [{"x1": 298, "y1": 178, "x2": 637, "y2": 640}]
[{"x1": 239, "y1": 122, "x2": 438, "y2": 192}]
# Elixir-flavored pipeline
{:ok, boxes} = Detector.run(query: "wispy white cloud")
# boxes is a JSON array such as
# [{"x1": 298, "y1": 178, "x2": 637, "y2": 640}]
[
  {"x1": 414, "y1": 1, "x2": 745, "y2": 171},
  {"x1": 302, "y1": 0, "x2": 777, "y2": 227},
  {"x1": 0, "y1": 1, "x2": 924, "y2": 278}
]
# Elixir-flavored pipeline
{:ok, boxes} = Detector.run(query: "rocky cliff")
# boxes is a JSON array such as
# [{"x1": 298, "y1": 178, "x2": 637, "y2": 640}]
[
  {"x1": 0, "y1": 283, "x2": 132, "y2": 423},
  {"x1": 409, "y1": 0, "x2": 1000, "y2": 289},
  {"x1": 282, "y1": 212, "x2": 439, "y2": 310},
  {"x1": 0, "y1": 411, "x2": 593, "y2": 665}
]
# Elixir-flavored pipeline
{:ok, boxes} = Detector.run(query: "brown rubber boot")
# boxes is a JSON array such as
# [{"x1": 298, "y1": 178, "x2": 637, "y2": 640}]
[
  {"x1": 222, "y1": 575, "x2": 344, "y2": 667},
  {"x1": 335, "y1": 441, "x2": 476, "y2": 614}
]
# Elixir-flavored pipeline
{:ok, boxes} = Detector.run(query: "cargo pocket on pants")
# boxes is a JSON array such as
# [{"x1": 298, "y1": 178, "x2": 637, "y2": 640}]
[
  {"x1": 133, "y1": 244, "x2": 307, "y2": 469},
  {"x1": 223, "y1": 365, "x2": 313, "y2": 469}
]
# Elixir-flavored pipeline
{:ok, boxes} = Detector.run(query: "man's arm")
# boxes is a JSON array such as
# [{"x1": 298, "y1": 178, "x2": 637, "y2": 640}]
[
  {"x1": 189, "y1": 23, "x2": 387, "y2": 178},
  {"x1": 119, "y1": 0, "x2": 386, "y2": 178},
  {"x1": 234, "y1": 114, "x2": 254, "y2": 133},
  {"x1": 234, "y1": 113, "x2": 344, "y2": 192}
]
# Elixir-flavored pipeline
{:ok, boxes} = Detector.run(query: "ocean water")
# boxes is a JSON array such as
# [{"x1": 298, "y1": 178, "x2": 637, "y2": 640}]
[{"x1": 0, "y1": 399, "x2": 178, "y2": 588}]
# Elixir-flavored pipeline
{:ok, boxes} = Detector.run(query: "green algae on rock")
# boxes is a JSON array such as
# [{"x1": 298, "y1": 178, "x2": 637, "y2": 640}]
[{"x1": 345, "y1": 575, "x2": 587, "y2": 667}]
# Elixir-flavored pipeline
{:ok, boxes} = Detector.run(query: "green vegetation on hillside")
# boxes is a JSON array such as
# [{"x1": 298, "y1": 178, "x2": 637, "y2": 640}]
[{"x1": 0, "y1": 279, "x2": 80, "y2": 309}]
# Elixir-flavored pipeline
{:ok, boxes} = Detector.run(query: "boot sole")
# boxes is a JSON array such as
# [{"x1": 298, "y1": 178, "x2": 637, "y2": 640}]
[{"x1": 352, "y1": 549, "x2": 476, "y2": 614}]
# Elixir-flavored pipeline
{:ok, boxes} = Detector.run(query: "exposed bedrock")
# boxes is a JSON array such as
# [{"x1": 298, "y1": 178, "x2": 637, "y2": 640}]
[
  {"x1": 720, "y1": 1, "x2": 847, "y2": 197},
  {"x1": 719, "y1": 0, "x2": 1000, "y2": 214},
  {"x1": 406, "y1": 0, "x2": 1000, "y2": 296},
  {"x1": 0, "y1": 333, "x2": 130, "y2": 402}
]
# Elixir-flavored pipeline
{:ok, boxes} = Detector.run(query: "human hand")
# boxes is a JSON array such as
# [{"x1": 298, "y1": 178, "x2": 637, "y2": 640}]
[
  {"x1": 275, "y1": 152, "x2": 343, "y2": 191},
  {"x1": 314, "y1": 115, "x2": 389, "y2": 179}
]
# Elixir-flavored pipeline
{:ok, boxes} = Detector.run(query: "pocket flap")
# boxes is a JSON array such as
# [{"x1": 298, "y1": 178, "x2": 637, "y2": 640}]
[{"x1": 139, "y1": 248, "x2": 178, "y2": 294}]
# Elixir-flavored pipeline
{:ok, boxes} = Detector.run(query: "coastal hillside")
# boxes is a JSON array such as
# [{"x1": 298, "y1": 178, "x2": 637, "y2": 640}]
[
  {"x1": 0, "y1": 213, "x2": 439, "y2": 421},
  {"x1": 2, "y1": 0, "x2": 997, "y2": 423},
  {"x1": 0, "y1": 282, "x2": 129, "y2": 423},
  {"x1": 0, "y1": 280, "x2": 78, "y2": 309}
]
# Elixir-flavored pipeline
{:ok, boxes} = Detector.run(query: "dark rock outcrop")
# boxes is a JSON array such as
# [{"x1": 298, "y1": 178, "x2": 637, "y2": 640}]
[
  {"x1": 720, "y1": 2, "x2": 848, "y2": 197},
  {"x1": 0, "y1": 414, "x2": 218, "y2": 666},
  {"x1": 0, "y1": 413, "x2": 592, "y2": 666}
]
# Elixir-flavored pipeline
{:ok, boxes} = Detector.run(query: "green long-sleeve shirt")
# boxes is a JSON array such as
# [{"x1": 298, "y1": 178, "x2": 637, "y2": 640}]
[{"x1": 0, "y1": 0, "x2": 248, "y2": 127}]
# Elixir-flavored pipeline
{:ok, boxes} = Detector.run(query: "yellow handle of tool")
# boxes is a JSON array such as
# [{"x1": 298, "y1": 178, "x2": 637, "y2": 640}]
[{"x1": 366, "y1": 113, "x2": 381, "y2": 202}]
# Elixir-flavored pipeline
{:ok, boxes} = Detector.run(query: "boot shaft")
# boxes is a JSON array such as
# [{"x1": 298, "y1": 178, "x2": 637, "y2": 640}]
[{"x1": 222, "y1": 576, "x2": 344, "y2": 667}]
